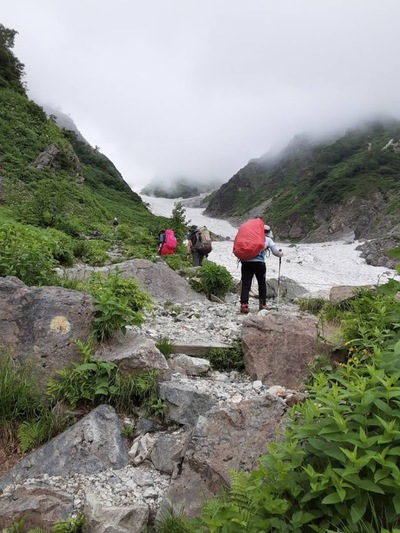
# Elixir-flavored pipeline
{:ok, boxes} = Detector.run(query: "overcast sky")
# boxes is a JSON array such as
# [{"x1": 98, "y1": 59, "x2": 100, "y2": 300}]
[{"x1": 2, "y1": 1, "x2": 400, "y2": 192}]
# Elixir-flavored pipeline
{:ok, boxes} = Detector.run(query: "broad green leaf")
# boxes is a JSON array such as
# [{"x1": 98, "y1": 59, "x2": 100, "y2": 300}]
[
  {"x1": 356, "y1": 478, "x2": 385, "y2": 493},
  {"x1": 321, "y1": 492, "x2": 342, "y2": 505},
  {"x1": 350, "y1": 496, "x2": 367, "y2": 524},
  {"x1": 393, "y1": 492, "x2": 400, "y2": 514}
]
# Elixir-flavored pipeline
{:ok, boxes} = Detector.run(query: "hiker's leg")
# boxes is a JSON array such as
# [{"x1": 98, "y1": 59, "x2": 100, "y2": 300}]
[
  {"x1": 192, "y1": 251, "x2": 201, "y2": 267},
  {"x1": 240, "y1": 262, "x2": 253, "y2": 304},
  {"x1": 198, "y1": 253, "x2": 204, "y2": 266},
  {"x1": 254, "y1": 262, "x2": 267, "y2": 305}
]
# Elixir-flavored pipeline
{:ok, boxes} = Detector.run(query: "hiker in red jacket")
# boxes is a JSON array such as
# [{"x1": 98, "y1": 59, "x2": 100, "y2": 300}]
[{"x1": 240, "y1": 225, "x2": 283, "y2": 314}]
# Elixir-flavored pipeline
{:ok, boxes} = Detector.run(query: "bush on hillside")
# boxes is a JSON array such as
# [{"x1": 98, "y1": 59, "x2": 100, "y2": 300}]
[
  {"x1": 0, "y1": 223, "x2": 69, "y2": 285},
  {"x1": 189, "y1": 261, "x2": 235, "y2": 299}
]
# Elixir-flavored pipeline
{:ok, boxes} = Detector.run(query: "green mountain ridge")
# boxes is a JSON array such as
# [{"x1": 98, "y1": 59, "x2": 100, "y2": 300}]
[
  {"x1": 205, "y1": 121, "x2": 400, "y2": 248},
  {"x1": 0, "y1": 22, "x2": 175, "y2": 274}
]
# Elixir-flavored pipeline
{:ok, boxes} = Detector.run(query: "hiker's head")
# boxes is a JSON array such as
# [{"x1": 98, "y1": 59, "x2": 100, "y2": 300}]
[
  {"x1": 158, "y1": 229, "x2": 165, "y2": 234},
  {"x1": 190, "y1": 225, "x2": 198, "y2": 231},
  {"x1": 264, "y1": 225, "x2": 273, "y2": 237}
]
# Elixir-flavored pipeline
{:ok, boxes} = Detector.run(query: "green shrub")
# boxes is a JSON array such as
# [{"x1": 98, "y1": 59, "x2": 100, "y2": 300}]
[
  {"x1": 76, "y1": 239, "x2": 110, "y2": 266},
  {"x1": 1, "y1": 510, "x2": 85, "y2": 533},
  {"x1": 296, "y1": 297, "x2": 327, "y2": 315},
  {"x1": 47, "y1": 342, "x2": 161, "y2": 416},
  {"x1": 163, "y1": 300, "x2": 183, "y2": 315},
  {"x1": 189, "y1": 261, "x2": 235, "y2": 298},
  {"x1": 340, "y1": 286, "x2": 400, "y2": 357},
  {"x1": 47, "y1": 346, "x2": 120, "y2": 408},
  {"x1": 0, "y1": 354, "x2": 75, "y2": 455},
  {"x1": 52, "y1": 515, "x2": 85, "y2": 533},
  {"x1": 121, "y1": 424, "x2": 134, "y2": 439},
  {"x1": 197, "y1": 341, "x2": 400, "y2": 531},
  {"x1": 162, "y1": 252, "x2": 187, "y2": 272},
  {"x1": 0, "y1": 223, "x2": 58, "y2": 285},
  {"x1": 41, "y1": 227, "x2": 75, "y2": 267},
  {"x1": 143, "y1": 396, "x2": 168, "y2": 421},
  {"x1": 85, "y1": 270, "x2": 152, "y2": 341}
]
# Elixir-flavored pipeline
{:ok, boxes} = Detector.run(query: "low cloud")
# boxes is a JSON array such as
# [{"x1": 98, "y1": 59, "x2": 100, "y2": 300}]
[{"x1": 3, "y1": 0, "x2": 400, "y2": 191}]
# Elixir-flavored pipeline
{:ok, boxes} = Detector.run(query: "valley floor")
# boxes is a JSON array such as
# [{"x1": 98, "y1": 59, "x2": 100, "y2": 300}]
[{"x1": 142, "y1": 195, "x2": 398, "y2": 294}]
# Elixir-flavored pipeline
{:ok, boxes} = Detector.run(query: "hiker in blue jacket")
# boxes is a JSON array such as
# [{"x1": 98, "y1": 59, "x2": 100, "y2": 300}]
[{"x1": 240, "y1": 225, "x2": 283, "y2": 314}]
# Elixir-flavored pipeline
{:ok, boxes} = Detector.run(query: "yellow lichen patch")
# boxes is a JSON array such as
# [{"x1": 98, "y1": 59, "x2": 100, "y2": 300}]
[{"x1": 50, "y1": 315, "x2": 71, "y2": 334}]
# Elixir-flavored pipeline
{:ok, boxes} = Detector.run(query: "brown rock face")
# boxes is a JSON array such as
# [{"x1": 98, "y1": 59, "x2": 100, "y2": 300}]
[
  {"x1": 164, "y1": 395, "x2": 286, "y2": 517},
  {"x1": 0, "y1": 485, "x2": 74, "y2": 530},
  {"x1": 242, "y1": 312, "x2": 318, "y2": 389}
]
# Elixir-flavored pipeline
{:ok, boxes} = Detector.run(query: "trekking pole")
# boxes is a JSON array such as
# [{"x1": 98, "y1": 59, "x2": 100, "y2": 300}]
[{"x1": 276, "y1": 256, "x2": 282, "y2": 310}]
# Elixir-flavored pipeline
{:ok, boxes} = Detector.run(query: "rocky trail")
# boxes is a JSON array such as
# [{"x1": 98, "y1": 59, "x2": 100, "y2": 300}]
[{"x1": 0, "y1": 259, "x2": 309, "y2": 531}]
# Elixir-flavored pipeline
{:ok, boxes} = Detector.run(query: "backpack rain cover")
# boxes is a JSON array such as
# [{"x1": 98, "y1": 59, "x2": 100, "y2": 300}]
[
  {"x1": 160, "y1": 229, "x2": 178, "y2": 255},
  {"x1": 233, "y1": 218, "x2": 265, "y2": 261}
]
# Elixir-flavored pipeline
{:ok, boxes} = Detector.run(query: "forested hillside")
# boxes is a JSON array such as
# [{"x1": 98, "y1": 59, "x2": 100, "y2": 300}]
[
  {"x1": 0, "y1": 23, "x2": 181, "y2": 278},
  {"x1": 205, "y1": 123, "x2": 400, "y2": 246}
]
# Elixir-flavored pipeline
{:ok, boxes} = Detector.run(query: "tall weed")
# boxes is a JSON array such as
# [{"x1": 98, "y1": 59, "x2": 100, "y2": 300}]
[
  {"x1": 0, "y1": 354, "x2": 43, "y2": 421},
  {"x1": 85, "y1": 270, "x2": 152, "y2": 340}
]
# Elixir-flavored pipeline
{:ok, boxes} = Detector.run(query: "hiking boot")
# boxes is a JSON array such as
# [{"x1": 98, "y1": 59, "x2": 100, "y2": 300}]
[
  {"x1": 259, "y1": 304, "x2": 268, "y2": 310},
  {"x1": 240, "y1": 303, "x2": 249, "y2": 314}
]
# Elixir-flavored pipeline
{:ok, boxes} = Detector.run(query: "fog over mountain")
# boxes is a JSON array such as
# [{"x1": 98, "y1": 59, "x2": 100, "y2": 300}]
[{"x1": 3, "y1": 1, "x2": 400, "y2": 191}]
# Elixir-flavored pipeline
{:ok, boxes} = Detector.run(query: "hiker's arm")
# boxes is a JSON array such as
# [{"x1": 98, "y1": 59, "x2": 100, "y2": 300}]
[{"x1": 266, "y1": 237, "x2": 283, "y2": 257}]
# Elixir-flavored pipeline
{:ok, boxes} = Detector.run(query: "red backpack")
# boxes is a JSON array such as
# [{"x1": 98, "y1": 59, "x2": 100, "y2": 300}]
[
  {"x1": 160, "y1": 229, "x2": 178, "y2": 255},
  {"x1": 233, "y1": 218, "x2": 265, "y2": 260}
]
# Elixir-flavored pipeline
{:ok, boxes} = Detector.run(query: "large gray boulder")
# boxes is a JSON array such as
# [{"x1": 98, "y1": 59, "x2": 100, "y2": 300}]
[
  {"x1": 0, "y1": 276, "x2": 95, "y2": 386},
  {"x1": 65, "y1": 259, "x2": 207, "y2": 304},
  {"x1": 0, "y1": 405, "x2": 128, "y2": 490},
  {"x1": 94, "y1": 329, "x2": 169, "y2": 373},
  {"x1": 84, "y1": 490, "x2": 149, "y2": 533},
  {"x1": 158, "y1": 382, "x2": 218, "y2": 427}
]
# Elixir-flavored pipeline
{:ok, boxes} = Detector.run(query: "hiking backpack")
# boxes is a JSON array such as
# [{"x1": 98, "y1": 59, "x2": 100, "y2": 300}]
[
  {"x1": 160, "y1": 229, "x2": 178, "y2": 255},
  {"x1": 233, "y1": 218, "x2": 265, "y2": 260},
  {"x1": 192, "y1": 226, "x2": 212, "y2": 255}
]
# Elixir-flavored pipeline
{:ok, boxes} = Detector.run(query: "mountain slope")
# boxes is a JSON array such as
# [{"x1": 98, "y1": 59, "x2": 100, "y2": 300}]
[
  {"x1": 0, "y1": 22, "x2": 176, "y2": 274},
  {"x1": 205, "y1": 122, "x2": 400, "y2": 247}
]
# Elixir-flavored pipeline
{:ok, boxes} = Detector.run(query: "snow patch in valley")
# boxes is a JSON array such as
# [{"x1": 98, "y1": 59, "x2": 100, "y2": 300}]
[{"x1": 141, "y1": 195, "x2": 398, "y2": 294}]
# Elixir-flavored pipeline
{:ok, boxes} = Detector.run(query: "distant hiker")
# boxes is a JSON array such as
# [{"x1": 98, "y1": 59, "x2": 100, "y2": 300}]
[
  {"x1": 157, "y1": 229, "x2": 178, "y2": 255},
  {"x1": 112, "y1": 217, "x2": 119, "y2": 228},
  {"x1": 186, "y1": 224, "x2": 212, "y2": 266},
  {"x1": 233, "y1": 219, "x2": 283, "y2": 314}
]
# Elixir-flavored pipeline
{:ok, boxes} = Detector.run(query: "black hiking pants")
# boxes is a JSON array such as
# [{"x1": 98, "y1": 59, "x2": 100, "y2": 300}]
[
  {"x1": 240, "y1": 261, "x2": 266, "y2": 305},
  {"x1": 191, "y1": 250, "x2": 205, "y2": 267}
]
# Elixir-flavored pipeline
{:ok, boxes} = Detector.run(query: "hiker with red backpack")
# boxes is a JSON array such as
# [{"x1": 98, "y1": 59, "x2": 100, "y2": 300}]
[
  {"x1": 157, "y1": 229, "x2": 178, "y2": 256},
  {"x1": 233, "y1": 218, "x2": 283, "y2": 314}
]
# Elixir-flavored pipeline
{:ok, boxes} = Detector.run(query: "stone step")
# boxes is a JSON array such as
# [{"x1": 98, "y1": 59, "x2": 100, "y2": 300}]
[{"x1": 172, "y1": 341, "x2": 230, "y2": 357}]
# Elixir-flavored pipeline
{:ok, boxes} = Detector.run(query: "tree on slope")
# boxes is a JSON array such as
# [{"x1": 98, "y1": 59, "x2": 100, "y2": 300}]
[{"x1": 0, "y1": 23, "x2": 26, "y2": 94}]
